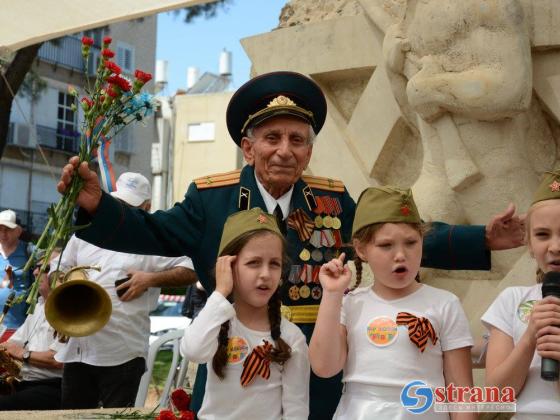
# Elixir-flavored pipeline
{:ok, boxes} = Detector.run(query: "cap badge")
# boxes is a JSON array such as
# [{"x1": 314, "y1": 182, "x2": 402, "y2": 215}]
[
  {"x1": 257, "y1": 214, "x2": 267, "y2": 224},
  {"x1": 267, "y1": 95, "x2": 296, "y2": 108}
]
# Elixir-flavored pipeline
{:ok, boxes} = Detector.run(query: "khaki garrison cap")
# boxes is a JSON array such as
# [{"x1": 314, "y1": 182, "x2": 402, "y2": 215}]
[
  {"x1": 352, "y1": 186, "x2": 421, "y2": 236},
  {"x1": 218, "y1": 208, "x2": 282, "y2": 255}
]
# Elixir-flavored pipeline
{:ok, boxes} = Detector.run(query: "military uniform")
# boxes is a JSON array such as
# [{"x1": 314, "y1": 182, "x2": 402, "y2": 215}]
[{"x1": 76, "y1": 71, "x2": 490, "y2": 419}]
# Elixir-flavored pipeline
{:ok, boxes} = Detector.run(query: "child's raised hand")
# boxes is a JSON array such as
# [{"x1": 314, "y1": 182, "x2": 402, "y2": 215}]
[
  {"x1": 319, "y1": 252, "x2": 352, "y2": 294},
  {"x1": 533, "y1": 296, "x2": 560, "y2": 361},
  {"x1": 215, "y1": 255, "x2": 236, "y2": 298}
]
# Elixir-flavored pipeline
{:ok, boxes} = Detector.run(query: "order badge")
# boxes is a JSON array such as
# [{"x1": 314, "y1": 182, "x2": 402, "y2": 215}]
[
  {"x1": 517, "y1": 300, "x2": 536, "y2": 324},
  {"x1": 227, "y1": 336, "x2": 249, "y2": 364},
  {"x1": 366, "y1": 316, "x2": 398, "y2": 347}
]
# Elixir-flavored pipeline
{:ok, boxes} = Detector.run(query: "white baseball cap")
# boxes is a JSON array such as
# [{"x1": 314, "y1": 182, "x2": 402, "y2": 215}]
[
  {"x1": 0, "y1": 209, "x2": 18, "y2": 229},
  {"x1": 110, "y1": 172, "x2": 152, "y2": 207}
]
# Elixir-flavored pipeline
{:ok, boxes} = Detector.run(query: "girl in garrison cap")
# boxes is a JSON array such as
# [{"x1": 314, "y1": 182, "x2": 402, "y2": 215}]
[
  {"x1": 181, "y1": 208, "x2": 309, "y2": 419},
  {"x1": 309, "y1": 187, "x2": 475, "y2": 419},
  {"x1": 482, "y1": 170, "x2": 560, "y2": 419}
]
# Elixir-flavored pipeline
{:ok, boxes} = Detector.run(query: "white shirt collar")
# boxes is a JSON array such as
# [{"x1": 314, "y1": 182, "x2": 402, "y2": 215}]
[{"x1": 254, "y1": 173, "x2": 293, "y2": 220}]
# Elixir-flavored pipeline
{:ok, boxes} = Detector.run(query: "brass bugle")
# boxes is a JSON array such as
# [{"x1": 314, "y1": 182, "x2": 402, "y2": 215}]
[{"x1": 45, "y1": 266, "x2": 112, "y2": 337}]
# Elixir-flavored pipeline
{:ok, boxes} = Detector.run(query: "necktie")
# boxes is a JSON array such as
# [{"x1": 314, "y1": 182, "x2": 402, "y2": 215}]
[{"x1": 273, "y1": 204, "x2": 287, "y2": 236}]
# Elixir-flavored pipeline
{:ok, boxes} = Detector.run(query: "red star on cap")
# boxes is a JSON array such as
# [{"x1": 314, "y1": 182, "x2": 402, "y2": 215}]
[
  {"x1": 257, "y1": 214, "x2": 267, "y2": 224},
  {"x1": 400, "y1": 206, "x2": 410, "y2": 216},
  {"x1": 550, "y1": 180, "x2": 560, "y2": 192}
]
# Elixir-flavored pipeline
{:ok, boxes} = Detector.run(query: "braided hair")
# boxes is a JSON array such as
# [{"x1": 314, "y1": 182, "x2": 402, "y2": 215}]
[{"x1": 212, "y1": 230, "x2": 292, "y2": 379}]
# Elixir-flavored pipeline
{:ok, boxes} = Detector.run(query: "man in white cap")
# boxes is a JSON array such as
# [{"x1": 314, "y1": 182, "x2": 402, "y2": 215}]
[
  {"x1": 0, "y1": 209, "x2": 33, "y2": 338},
  {"x1": 52, "y1": 172, "x2": 197, "y2": 409}
]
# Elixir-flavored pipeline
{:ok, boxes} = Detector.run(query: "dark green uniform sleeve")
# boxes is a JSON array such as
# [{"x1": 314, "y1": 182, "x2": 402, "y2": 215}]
[
  {"x1": 76, "y1": 182, "x2": 205, "y2": 258},
  {"x1": 421, "y1": 221, "x2": 490, "y2": 270}
]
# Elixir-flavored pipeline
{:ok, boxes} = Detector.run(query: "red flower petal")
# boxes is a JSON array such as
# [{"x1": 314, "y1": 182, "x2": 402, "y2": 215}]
[{"x1": 81, "y1": 36, "x2": 94, "y2": 46}]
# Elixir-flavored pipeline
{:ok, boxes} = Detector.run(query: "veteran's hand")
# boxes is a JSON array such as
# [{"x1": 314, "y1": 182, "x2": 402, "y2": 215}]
[
  {"x1": 319, "y1": 253, "x2": 352, "y2": 294},
  {"x1": 57, "y1": 156, "x2": 102, "y2": 214},
  {"x1": 485, "y1": 203, "x2": 525, "y2": 250}
]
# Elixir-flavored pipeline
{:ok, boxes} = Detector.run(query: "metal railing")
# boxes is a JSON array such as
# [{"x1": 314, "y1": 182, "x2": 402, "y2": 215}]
[
  {"x1": 36, "y1": 124, "x2": 80, "y2": 154},
  {"x1": 38, "y1": 36, "x2": 100, "y2": 72}
]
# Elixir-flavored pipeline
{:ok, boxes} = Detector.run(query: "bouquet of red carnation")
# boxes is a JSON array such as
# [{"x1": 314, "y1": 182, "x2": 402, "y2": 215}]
[
  {"x1": 155, "y1": 388, "x2": 195, "y2": 420},
  {"x1": 23, "y1": 35, "x2": 155, "y2": 313}
]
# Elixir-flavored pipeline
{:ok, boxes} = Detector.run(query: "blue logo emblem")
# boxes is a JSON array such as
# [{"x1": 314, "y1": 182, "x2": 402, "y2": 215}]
[{"x1": 400, "y1": 380, "x2": 434, "y2": 414}]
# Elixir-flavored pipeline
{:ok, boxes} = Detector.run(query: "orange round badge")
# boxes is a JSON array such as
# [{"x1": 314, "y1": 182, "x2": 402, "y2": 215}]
[
  {"x1": 227, "y1": 336, "x2": 249, "y2": 364},
  {"x1": 366, "y1": 316, "x2": 398, "y2": 347}
]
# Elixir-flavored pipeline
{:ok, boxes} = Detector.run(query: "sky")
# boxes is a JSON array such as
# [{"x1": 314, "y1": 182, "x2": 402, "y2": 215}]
[{"x1": 156, "y1": 0, "x2": 287, "y2": 95}]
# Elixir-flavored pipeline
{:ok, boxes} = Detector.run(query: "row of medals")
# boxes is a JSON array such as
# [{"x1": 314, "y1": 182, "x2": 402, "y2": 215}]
[{"x1": 288, "y1": 213, "x2": 342, "y2": 302}]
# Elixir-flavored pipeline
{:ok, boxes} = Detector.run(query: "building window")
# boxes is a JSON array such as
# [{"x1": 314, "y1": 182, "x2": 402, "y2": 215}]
[
  {"x1": 116, "y1": 42, "x2": 135, "y2": 74},
  {"x1": 187, "y1": 122, "x2": 215, "y2": 142},
  {"x1": 56, "y1": 91, "x2": 78, "y2": 152}
]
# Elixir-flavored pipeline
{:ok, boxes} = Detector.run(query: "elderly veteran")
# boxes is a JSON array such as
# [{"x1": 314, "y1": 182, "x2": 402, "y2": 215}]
[{"x1": 57, "y1": 71, "x2": 524, "y2": 419}]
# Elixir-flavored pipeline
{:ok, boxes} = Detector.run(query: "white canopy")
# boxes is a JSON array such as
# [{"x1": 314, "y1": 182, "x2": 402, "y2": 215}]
[{"x1": 0, "y1": 0, "x2": 210, "y2": 54}]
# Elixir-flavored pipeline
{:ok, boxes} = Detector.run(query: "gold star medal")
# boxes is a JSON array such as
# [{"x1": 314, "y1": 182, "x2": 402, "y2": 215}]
[{"x1": 299, "y1": 284, "x2": 311, "y2": 299}]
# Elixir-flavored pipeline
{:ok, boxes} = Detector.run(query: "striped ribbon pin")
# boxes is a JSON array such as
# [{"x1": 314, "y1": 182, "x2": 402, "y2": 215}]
[
  {"x1": 240, "y1": 340, "x2": 273, "y2": 387},
  {"x1": 396, "y1": 312, "x2": 438, "y2": 353},
  {"x1": 287, "y1": 209, "x2": 315, "y2": 242}
]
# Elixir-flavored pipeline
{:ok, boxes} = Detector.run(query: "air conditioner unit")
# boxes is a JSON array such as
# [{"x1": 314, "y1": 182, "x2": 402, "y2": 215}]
[{"x1": 10, "y1": 123, "x2": 36, "y2": 149}]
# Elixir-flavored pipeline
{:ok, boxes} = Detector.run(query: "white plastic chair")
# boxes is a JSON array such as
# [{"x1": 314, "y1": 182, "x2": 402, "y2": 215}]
[{"x1": 135, "y1": 328, "x2": 187, "y2": 408}]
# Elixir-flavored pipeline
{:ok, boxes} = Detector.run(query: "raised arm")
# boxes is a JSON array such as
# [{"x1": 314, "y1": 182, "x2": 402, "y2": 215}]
[{"x1": 309, "y1": 253, "x2": 350, "y2": 378}]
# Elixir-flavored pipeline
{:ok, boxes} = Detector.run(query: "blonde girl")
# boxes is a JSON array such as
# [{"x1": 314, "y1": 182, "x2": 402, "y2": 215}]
[{"x1": 309, "y1": 186, "x2": 474, "y2": 419}]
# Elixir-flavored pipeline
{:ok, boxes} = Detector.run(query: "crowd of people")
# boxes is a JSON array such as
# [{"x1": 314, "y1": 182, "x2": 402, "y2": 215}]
[{"x1": 0, "y1": 70, "x2": 557, "y2": 419}]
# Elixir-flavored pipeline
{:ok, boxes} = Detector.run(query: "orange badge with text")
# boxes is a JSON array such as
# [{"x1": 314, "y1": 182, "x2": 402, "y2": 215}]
[{"x1": 366, "y1": 316, "x2": 399, "y2": 347}]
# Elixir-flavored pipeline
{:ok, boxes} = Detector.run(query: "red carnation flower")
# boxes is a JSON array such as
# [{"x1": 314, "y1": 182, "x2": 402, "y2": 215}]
[
  {"x1": 107, "y1": 86, "x2": 119, "y2": 98},
  {"x1": 105, "y1": 61, "x2": 122, "y2": 75},
  {"x1": 179, "y1": 411, "x2": 195, "y2": 420},
  {"x1": 103, "y1": 36, "x2": 112, "y2": 45},
  {"x1": 171, "y1": 388, "x2": 191, "y2": 411},
  {"x1": 81, "y1": 36, "x2": 94, "y2": 46},
  {"x1": 80, "y1": 97, "x2": 94, "y2": 110},
  {"x1": 134, "y1": 69, "x2": 153, "y2": 84},
  {"x1": 155, "y1": 409, "x2": 177, "y2": 420},
  {"x1": 102, "y1": 49, "x2": 115, "y2": 59},
  {"x1": 108, "y1": 75, "x2": 131, "y2": 92}
]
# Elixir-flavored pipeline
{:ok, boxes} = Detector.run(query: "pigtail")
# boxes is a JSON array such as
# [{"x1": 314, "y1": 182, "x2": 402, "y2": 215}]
[
  {"x1": 352, "y1": 256, "x2": 363, "y2": 291},
  {"x1": 537, "y1": 267, "x2": 545, "y2": 283},
  {"x1": 212, "y1": 320, "x2": 230, "y2": 379},
  {"x1": 267, "y1": 289, "x2": 291, "y2": 364}
]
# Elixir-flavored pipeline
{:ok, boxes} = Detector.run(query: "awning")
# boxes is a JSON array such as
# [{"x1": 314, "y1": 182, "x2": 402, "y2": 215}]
[{"x1": 0, "y1": 0, "x2": 211, "y2": 55}]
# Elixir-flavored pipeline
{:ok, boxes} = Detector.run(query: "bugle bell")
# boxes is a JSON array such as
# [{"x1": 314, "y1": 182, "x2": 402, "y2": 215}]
[{"x1": 45, "y1": 266, "x2": 112, "y2": 337}]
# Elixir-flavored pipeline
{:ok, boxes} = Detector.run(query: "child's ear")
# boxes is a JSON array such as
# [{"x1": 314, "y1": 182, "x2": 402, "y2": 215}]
[{"x1": 353, "y1": 238, "x2": 367, "y2": 262}]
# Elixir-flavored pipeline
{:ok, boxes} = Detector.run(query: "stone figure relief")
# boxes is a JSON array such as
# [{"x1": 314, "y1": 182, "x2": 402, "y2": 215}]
[{"x1": 380, "y1": 0, "x2": 557, "y2": 275}]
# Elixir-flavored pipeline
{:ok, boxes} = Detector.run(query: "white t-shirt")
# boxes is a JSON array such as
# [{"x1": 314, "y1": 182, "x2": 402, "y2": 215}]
[
  {"x1": 53, "y1": 236, "x2": 193, "y2": 366},
  {"x1": 9, "y1": 299, "x2": 64, "y2": 381},
  {"x1": 336, "y1": 285, "x2": 473, "y2": 419},
  {"x1": 181, "y1": 291, "x2": 309, "y2": 420},
  {"x1": 481, "y1": 284, "x2": 560, "y2": 416}
]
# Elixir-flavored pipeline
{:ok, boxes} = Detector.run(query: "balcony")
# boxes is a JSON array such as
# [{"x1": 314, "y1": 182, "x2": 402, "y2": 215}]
[
  {"x1": 36, "y1": 125, "x2": 80, "y2": 154},
  {"x1": 38, "y1": 36, "x2": 100, "y2": 73}
]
